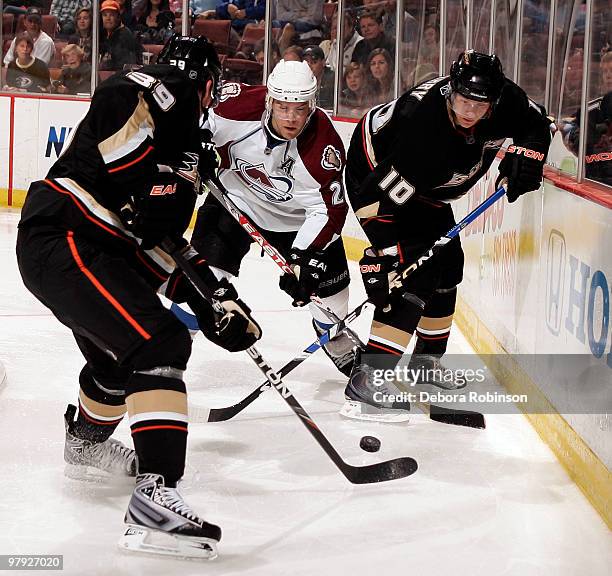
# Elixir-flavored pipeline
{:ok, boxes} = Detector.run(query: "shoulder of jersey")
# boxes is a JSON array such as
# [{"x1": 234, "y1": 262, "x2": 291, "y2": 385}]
[
  {"x1": 297, "y1": 109, "x2": 345, "y2": 185},
  {"x1": 214, "y1": 83, "x2": 267, "y2": 121},
  {"x1": 406, "y1": 76, "x2": 449, "y2": 104},
  {"x1": 95, "y1": 66, "x2": 196, "y2": 105},
  {"x1": 495, "y1": 78, "x2": 532, "y2": 117}
]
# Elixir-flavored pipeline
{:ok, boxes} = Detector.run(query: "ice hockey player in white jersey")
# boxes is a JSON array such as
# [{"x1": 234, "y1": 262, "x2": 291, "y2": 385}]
[{"x1": 191, "y1": 59, "x2": 357, "y2": 376}]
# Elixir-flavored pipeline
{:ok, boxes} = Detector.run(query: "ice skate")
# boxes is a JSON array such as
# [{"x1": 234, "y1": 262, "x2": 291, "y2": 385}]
[
  {"x1": 119, "y1": 473, "x2": 221, "y2": 560},
  {"x1": 340, "y1": 350, "x2": 410, "y2": 422},
  {"x1": 64, "y1": 404, "x2": 136, "y2": 480},
  {"x1": 407, "y1": 354, "x2": 466, "y2": 390},
  {"x1": 312, "y1": 320, "x2": 358, "y2": 377}
]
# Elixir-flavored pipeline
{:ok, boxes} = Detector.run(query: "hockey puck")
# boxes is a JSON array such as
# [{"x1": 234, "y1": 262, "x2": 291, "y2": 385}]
[{"x1": 359, "y1": 435, "x2": 381, "y2": 452}]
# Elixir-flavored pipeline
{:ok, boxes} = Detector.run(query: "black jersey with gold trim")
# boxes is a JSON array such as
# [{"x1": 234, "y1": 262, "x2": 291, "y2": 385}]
[
  {"x1": 19, "y1": 66, "x2": 197, "y2": 227},
  {"x1": 345, "y1": 75, "x2": 551, "y2": 248}
]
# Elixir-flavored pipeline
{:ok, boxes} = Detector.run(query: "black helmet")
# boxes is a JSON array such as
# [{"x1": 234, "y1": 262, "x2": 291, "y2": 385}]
[
  {"x1": 449, "y1": 50, "x2": 504, "y2": 103},
  {"x1": 158, "y1": 35, "x2": 222, "y2": 104}
]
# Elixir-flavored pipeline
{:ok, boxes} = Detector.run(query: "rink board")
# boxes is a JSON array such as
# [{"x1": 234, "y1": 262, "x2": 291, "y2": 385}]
[{"x1": 0, "y1": 94, "x2": 610, "y2": 526}]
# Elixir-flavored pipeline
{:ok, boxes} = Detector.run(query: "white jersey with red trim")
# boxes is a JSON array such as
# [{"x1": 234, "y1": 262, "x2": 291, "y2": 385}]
[{"x1": 205, "y1": 83, "x2": 348, "y2": 251}]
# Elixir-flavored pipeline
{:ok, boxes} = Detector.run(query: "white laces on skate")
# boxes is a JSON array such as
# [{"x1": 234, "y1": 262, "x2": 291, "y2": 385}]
[
  {"x1": 89, "y1": 438, "x2": 135, "y2": 474},
  {"x1": 157, "y1": 487, "x2": 201, "y2": 524}
]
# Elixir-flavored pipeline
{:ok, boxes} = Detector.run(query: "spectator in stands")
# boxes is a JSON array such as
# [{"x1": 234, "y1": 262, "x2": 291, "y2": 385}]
[
  {"x1": 562, "y1": 48, "x2": 584, "y2": 116},
  {"x1": 254, "y1": 38, "x2": 280, "y2": 68},
  {"x1": 600, "y1": 50, "x2": 612, "y2": 93},
  {"x1": 117, "y1": 0, "x2": 138, "y2": 29},
  {"x1": 411, "y1": 61, "x2": 437, "y2": 86},
  {"x1": 3, "y1": 7, "x2": 55, "y2": 66},
  {"x1": 273, "y1": 0, "x2": 324, "y2": 54},
  {"x1": 562, "y1": 52, "x2": 612, "y2": 186},
  {"x1": 303, "y1": 44, "x2": 333, "y2": 109},
  {"x1": 282, "y1": 44, "x2": 303, "y2": 62},
  {"x1": 351, "y1": 9, "x2": 394, "y2": 67},
  {"x1": 190, "y1": 0, "x2": 218, "y2": 17},
  {"x1": 319, "y1": 8, "x2": 361, "y2": 72},
  {"x1": 3, "y1": 1, "x2": 44, "y2": 18},
  {"x1": 168, "y1": 0, "x2": 183, "y2": 13},
  {"x1": 200, "y1": 1, "x2": 265, "y2": 34},
  {"x1": 3, "y1": 32, "x2": 50, "y2": 93},
  {"x1": 50, "y1": 0, "x2": 89, "y2": 37},
  {"x1": 68, "y1": 6, "x2": 93, "y2": 62},
  {"x1": 99, "y1": 0, "x2": 142, "y2": 71},
  {"x1": 340, "y1": 61, "x2": 369, "y2": 116},
  {"x1": 134, "y1": 0, "x2": 176, "y2": 44},
  {"x1": 54, "y1": 43, "x2": 92, "y2": 94},
  {"x1": 362, "y1": 0, "x2": 418, "y2": 44},
  {"x1": 419, "y1": 24, "x2": 439, "y2": 68},
  {"x1": 366, "y1": 47, "x2": 393, "y2": 105}
]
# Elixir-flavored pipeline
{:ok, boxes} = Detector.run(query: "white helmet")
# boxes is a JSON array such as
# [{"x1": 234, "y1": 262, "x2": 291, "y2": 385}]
[{"x1": 266, "y1": 60, "x2": 318, "y2": 104}]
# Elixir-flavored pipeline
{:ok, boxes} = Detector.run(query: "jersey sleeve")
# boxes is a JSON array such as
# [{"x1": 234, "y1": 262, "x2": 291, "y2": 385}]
[
  {"x1": 294, "y1": 111, "x2": 348, "y2": 251},
  {"x1": 203, "y1": 82, "x2": 267, "y2": 169},
  {"x1": 92, "y1": 71, "x2": 200, "y2": 208},
  {"x1": 345, "y1": 95, "x2": 422, "y2": 249},
  {"x1": 499, "y1": 81, "x2": 552, "y2": 155}
]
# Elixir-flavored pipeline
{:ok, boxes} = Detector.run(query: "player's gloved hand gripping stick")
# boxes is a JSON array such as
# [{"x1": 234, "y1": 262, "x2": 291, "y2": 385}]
[
  {"x1": 162, "y1": 236, "x2": 418, "y2": 484},
  {"x1": 191, "y1": 180, "x2": 507, "y2": 429},
  {"x1": 202, "y1": 176, "x2": 363, "y2": 344}
]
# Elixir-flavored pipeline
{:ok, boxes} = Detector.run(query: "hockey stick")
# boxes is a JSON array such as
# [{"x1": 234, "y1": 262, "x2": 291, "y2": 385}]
[
  {"x1": 203, "y1": 176, "x2": 361, "y2": 342},
  {"x1": 163, "y1": 237, "x2": 418, "y2": 484},
  {"x1": 189, "y1": 314, "x2": 362, "y2": 423},
  {"x1": 191, "y1": 183, "x2": 506, "y2": 428}
]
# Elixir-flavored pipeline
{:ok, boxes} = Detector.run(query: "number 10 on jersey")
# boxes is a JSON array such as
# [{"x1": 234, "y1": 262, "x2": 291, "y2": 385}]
[{"x1": 379, "y1": 167, "x2": 415, "y2": 205}]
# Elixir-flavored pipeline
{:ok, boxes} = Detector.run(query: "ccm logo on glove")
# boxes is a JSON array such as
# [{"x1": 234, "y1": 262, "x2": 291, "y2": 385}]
[
  {"x1": 150, "y1": 183, "x2": 177, "y2": 196},
  {"x1": 506, "y1": 145, "x2": 545, "y2": 161}
]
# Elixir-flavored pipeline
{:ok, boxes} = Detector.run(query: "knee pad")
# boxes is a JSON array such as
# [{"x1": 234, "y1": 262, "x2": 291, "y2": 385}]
[
  {"x1": 424, "y1": 286, "x2": 457, "y2": 318},
  {"x1": 79, "y1": 364, "x2": 127, "y2": 406},
  {"x1": 374, "y1": 290, "x2": 425, "y2": 335},
  {"x1": 129, "y1": 321, "x2": 192, "y2": 372}
]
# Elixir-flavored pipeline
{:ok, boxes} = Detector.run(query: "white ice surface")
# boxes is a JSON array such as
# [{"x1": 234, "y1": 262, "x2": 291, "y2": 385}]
[{"x1": 0, "y1": 209, "x2": 610, "y2": 576}]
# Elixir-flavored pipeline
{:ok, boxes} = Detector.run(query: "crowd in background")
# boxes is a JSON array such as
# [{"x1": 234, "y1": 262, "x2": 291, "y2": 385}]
[{"x1": 1, "y1": 0, "x2": 610, "y2": 185}]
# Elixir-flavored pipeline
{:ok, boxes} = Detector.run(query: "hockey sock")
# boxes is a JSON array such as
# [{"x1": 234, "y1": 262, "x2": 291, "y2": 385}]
[
  {"x1": 73, "y1": 365, "x2": 127, "y2": 443},
  {"x1": 365, "y1": 319, "x2": 411, "y2": 362},
  {"x1": 414, "y1": 287, "x2": 457, "y2": 357},
  {"x1": 364, "y1": 288, "x2": 428, "y2": 361},
  {"x1": 126, "y1": 370, "x2": 188, "y2": 484}
]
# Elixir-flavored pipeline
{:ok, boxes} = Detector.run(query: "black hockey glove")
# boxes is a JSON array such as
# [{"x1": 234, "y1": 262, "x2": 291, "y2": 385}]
[
  {"x1": 130, "y1": 171, "x2": 196, "y2": 249},
  {"x1": 199, "y1": 128, "x2": 219, "y2": 183},
  {"x1": 359, "y1": 248, "x2": 401, "y2": 310},
  {"x1": 164, "y1": 250, "x2": 262, "y2": 352},
  {"x1": 496, "y1": 145, "x2": 546, "y2": 203},
  {"x1": 191, "y1": 279, "x2": 262, "y2": 352},
  {"x1": 279, "y1": 248, "x2": 327, "y2": 307}
]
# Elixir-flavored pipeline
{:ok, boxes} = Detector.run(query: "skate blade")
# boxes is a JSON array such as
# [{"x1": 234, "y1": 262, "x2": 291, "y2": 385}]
[
  {"x1": 339, "y1": 400, "x2": 410, "y2": 423},
  {"x1": 64, "y1": 463, "x2": 134, "y2": 483},
  {"x1": 118, "y1": 524, "x2": 218, "y2": 560}
]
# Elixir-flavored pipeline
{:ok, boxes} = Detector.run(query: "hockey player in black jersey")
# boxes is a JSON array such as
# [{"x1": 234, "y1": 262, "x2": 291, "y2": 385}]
[
  {"x1": 16, "y1": 36, "x2": 262, "y2": 558},
  {"x1": 342, "y1": 50, "x2": 552, "y2": 422}
]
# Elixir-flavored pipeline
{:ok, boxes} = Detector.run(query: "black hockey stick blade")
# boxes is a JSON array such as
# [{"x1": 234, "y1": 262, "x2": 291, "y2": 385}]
[
  {"x1": 341, "y1": 457, "x2": 418, "y2": 484},
  {"x1": 207, "y1": 381, "x2": 271, "y2": 422},
  {"x1": 165, "y1": 240, "x2": 416, "y2": 483},
  {"x1": 289, "y1": 399, "x2": 417, "y2": 483},
  {"x1": 427, "y1": 403, "x2": 486, "y2": 429}
]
